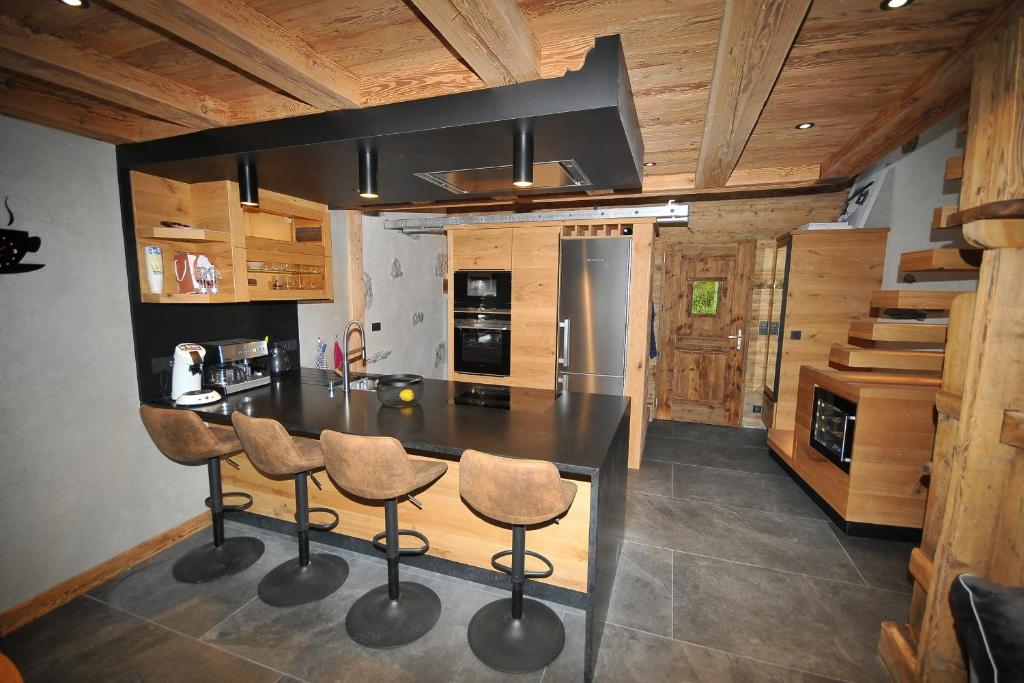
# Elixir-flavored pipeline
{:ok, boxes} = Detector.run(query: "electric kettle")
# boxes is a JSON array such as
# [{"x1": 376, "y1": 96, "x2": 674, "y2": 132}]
[{"x1": 268, "y1": 343, "x2": 291, "y2": 376}]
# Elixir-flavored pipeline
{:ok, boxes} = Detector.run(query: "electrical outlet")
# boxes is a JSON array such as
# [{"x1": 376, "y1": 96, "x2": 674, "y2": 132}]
[
  {"x1": 752, "y1": 405, "x2": 762, "y2": 414},
  {"x1": 790, "y1": 330, "x2": 802, "y2": 340},
  {"x1": 371, "y1": 322, "x2": 382, "y2": 332},
  {"x1": 758, "y1": 321, "x2": 768, "y2": 335}
]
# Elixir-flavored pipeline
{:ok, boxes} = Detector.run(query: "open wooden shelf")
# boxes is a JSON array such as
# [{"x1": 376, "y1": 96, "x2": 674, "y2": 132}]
[
  {"x1": 136, "y1": 225, "x2": 232, "y2": 242},
  {"x1": 870, "y1": 289, "x2": 964, "y2": 311},
  {"x1": 829, "y1": 344, "x2": 944, "y2": 373},
  {"x1": 899, "y1": 248, "x2": 982, "y2": 272},
  {"x1": 766, "y1": 428, "x2": 794, "y2": 460},
  {"x1": 848, "y1": 319, "x2": 948, "y2": 344},
  {"x1": 140, "y1": 292, "x2": 236, "y2": 304}
]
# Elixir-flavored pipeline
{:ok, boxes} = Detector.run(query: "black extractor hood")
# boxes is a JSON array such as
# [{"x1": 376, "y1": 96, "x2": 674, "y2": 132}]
[{"x1": 116, "y1": 35, "x2": 643, "y2": 208}]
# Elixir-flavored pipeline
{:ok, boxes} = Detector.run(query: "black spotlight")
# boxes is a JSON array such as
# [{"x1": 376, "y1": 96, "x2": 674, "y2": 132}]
[
  {"x1": 238, "y1": 161, "x2": 259, "y2": 207},
  {"x1": 359, "y1": 148, "x2": 378, "y2": 199},
  {"x1": 513, "y1": 131, "x2": 533, "y2": 188}
]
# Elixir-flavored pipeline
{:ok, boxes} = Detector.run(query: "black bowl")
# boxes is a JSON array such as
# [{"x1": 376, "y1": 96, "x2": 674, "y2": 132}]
[{"x1": 375, "y1": 374, "x2": 424, "y2": 408}]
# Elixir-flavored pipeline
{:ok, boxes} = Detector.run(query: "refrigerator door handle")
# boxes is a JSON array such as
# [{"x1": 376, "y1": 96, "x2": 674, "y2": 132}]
[{"x1": 558, "y1": 318, "x2": 571, "y2": 366}]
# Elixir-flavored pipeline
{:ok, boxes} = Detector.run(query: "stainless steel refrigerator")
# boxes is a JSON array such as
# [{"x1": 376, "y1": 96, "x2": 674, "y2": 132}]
[{"x1": 556, "y1": 238, "x2": 632, "y2": 395}]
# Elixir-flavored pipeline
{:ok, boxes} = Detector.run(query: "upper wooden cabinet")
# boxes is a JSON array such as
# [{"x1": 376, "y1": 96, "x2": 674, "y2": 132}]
[
  {"x1": 129, "y1": 171, "x2": 332, "y2": 303},
  {"x1": 450, "y1": 228, "x2": 513, "y2": 271}
]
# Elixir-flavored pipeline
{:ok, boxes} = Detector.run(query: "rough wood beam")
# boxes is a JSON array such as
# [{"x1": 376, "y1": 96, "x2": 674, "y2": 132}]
[
  {"x1": 105, "y1": 0, "x2": 362, "y2": 110},
  {"x1": 409, "y1": 0, "x2": 540, "y2": 85},
  {"x1": 0, "y1": 15, "x2": 225, "y2": 129},
  {"x1": 644, "y1": 164, "x2": 820, "y2": 194},
  {"x1": 694, "y1": 0, "x2": 812, "y2": 188},
  {"x1": 822, "y1": 0, "x2": 1024, "y2": 178},
  {"x1": 0, "y1": 72, "x2": 192, "y2": 143}
]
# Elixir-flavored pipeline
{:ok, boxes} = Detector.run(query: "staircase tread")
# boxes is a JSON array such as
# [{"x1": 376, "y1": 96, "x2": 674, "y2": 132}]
[
  {"x1": 871, "y1": 290, "x2": 964, "y2": 310},
  {"x1": 849, "y1": 319, "x2": 948, "y2": 342}
]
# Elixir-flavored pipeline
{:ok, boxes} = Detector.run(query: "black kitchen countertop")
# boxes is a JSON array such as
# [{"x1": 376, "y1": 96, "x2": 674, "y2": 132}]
[{"x1": 160, "y1": 368, "x2": 630, "y2": 477}]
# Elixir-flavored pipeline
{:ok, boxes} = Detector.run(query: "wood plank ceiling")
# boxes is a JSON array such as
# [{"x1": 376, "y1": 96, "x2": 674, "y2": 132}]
[{"x1": 0, "y1": 0, "x2": 1012, "y2": 207}]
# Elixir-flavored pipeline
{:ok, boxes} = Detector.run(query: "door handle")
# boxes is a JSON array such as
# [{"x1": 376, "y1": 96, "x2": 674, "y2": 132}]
[
  {"x1": 727, "y1": 328, "x2": 743, "y2": 350},
  {"x1": 558, "y1": 319, "x2": 571, "y2": 366}
]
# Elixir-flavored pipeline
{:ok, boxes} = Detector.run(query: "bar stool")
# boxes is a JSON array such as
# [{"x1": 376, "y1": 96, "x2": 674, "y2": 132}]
[
  {"x1": 139, "y1": 405, "x2": 265, "y2": 583},
  {"x1": 320, "y1": 430, "x2": 447, "y2": 648},
  {"x1": 232, "y1": 412, "x2": 349, "y2": 607},
  {"x1": 459, "y1": 449, "x2": 577, "y2": 674}
]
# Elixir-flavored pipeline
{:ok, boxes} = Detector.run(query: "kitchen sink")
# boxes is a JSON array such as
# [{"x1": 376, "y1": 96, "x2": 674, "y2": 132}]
[{"x1": 346, "y1": 377, "x2": 377, "y2": 391}]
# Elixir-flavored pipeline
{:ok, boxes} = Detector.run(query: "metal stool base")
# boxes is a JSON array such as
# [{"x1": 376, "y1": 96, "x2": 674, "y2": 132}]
[
  {"x1": 467, "y1": 597, "x2": 566, "y2": 673},
  {"x1": 345, "y1": 581, "x2": 441, "y2": 649},
  {"x1": 172, "y1": 536, "x2": 265, "y2": 584},
  {"x1": 257, "y1": 553, "x2": 349, "y2": 607}
]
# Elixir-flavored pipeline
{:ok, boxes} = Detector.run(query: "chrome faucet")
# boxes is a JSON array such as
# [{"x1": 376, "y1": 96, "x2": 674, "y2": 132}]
[{"x1": 341, "y1": 320, "x2": 367, "y2": 394}]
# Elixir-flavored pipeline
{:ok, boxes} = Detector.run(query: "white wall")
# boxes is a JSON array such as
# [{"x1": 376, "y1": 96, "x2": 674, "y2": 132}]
[
  {"x1": 360, "y1": 214, "x2": 447, "y2": 379},
  {"x1": 0, "y1": 117, "x2": 204, "y2": 611},
  {"x1": 296, "y1": 210, "x2": 350, "y2": 367},
  {"x1": 842, "y1": 111, "x2": 976, "y2": 292}
]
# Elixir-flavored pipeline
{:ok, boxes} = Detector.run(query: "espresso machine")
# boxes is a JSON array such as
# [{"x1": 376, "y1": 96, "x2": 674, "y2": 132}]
[{"x1": 200, "y1": 338, "x2": 271, "y2": 395}]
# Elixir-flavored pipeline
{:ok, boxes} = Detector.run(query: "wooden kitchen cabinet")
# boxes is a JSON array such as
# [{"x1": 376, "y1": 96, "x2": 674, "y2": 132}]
[
  {"x1": 129, "y1": 170, "x2": 332, "y2": 303},
  {"x1": 449, "y1": 228, "x2": 513, "y2": 271},
  {"x1": 761, "y1": 228, "x2": 888, "y2": 454}
]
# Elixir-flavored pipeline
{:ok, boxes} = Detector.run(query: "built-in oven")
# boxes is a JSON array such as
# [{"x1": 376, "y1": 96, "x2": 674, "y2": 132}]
[
  {"x1": 453, "y1": 312, "x2": 511, "y2": 376},
  {"x1": 810, "y1": 386, "x2": 857, "y2": 472},
  {"x1": 454, "y1": 271, "x2": 512, "y2": 311}
]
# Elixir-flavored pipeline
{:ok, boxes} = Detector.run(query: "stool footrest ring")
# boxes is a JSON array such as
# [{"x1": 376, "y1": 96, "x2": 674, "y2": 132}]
[
  {"x1": 307, "y1": 506, "x2": 340, "y2": 532},
  {"x1": 372, "y1": 529, "x2": 430, "y2": 556},
  {"x1": 206, "y1": 491, "x2": 254, "y2": 513},
  {"x1": 490, "y1": 549, "x2": 554, "y2": 579}
]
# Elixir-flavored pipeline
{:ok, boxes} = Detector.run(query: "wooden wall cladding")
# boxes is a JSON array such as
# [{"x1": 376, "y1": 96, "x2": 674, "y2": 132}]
[
  {"x1": 510, "y1": 226, "x2": 560, "y2": 390},
  {"x1": 222, "y1": 454, "x2": 591, "y2": 593},
  {"x1": 648, "y1": 192, "x2": 848, "y2": 425}
]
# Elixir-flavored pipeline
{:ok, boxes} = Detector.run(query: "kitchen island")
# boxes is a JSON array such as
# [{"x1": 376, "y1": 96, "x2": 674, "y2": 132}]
[{"x1": 163, "y1": 369, "x2": 628, "y2": 681}]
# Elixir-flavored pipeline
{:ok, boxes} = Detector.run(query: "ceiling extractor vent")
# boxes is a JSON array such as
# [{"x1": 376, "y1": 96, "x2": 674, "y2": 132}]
[{"x1": 415, "y1": 160, "x2": 591, "y2": 195}]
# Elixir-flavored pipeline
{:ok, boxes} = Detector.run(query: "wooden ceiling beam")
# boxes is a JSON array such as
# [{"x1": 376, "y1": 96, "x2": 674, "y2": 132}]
[
  {"x1": 0, "y1": 15, "x2": 225, "y2": 129},
  {"x1": 409, "y1": 0, "x2": 540, "y2": 85},
  {"x1": 822, "y1": 0, "x2": 1024, "y2": 179},
  {"x1": 0, "y1": 72, "x2": 192, "y2": 144},
  {"x1": 105, "y1": 0, "x2": 363, "y2": 111},
  {"x1": 694, "y1": 0, "x2": 811, "y2": 189}
]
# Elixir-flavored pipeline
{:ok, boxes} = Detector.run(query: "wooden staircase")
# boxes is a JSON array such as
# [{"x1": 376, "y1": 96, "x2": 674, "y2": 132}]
[
  {"x1": 847, "y1": 319, "x2": 947, "y2": 344},
  {"x1": 829, "y1": 345, "x2": 945, "y2": 373},
  {"x1": 899, "y1": 247, "x2": 982, "y2": 272},
  {"x1": 869, "y1": 289, "x2": 962, "y2": 311}
]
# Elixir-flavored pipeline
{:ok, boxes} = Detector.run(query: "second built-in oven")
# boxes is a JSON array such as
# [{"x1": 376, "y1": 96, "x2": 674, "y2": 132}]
[
  {"x1": 810, "y1": 386, "x2": 857, "y2": 472},
  {"x1": 453, "y1": 312, "x2": 511, "y2": 376}
]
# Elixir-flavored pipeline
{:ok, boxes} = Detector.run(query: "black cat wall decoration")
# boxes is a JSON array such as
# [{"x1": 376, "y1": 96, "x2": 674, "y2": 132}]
[{"x1": 0, "y1": 196, "x2": 45, "y2": 273}]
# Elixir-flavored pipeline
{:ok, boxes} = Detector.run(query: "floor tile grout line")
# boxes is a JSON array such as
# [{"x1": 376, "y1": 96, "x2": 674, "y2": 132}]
[
  {"x1": 197, "y1": 595, "x2": 260, "y2": 641},
  {"x1": 644, "y1": 456, "x2": 790, "y2": 479},
  {"x1": 628, "y1": 487, "x2": 830, "y2": 523},
  {"x1": 620, "y1": 539, "x2": 910, "y2": 596},
  {"x1": 82, "y1": 593, "x2": 305, "y2": 682},
  {"x1": 603, "y1": 618, "x2": 856, "y2": 683},
  {"x1": 827, "y1": 524, "x2": 873, "y2": 589}
]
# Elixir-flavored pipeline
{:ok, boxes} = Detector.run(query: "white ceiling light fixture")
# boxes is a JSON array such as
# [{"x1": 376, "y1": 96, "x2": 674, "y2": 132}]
[
  {"x1": 60, "y1": 0, "x2": 88, "y2": 7},
  {"x1": 795, "y1": 122, "x2": 815, "y2": 130},
  {"x1": 880, "y1": 0, "x2": 912, "y2": 9}
]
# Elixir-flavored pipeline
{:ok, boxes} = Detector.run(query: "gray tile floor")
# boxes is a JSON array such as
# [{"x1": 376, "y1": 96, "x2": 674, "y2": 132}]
[{"x1": 1, "y1": 421, "x2": 915, "y2": 682}]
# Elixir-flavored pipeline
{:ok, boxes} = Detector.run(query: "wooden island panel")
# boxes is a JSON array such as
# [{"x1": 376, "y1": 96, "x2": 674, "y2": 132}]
[{"x1": 222, "y1": 453, "x2": 592, "y2": 593}]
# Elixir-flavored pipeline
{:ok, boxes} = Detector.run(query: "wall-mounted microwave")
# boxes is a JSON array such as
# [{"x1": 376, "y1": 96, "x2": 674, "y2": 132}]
[
  {"x1": 454, "y1": 270, "x2": 511, "y2": 311},
  {"x1": 810, "y1": 386, "x2": 857, "y2": 473}
]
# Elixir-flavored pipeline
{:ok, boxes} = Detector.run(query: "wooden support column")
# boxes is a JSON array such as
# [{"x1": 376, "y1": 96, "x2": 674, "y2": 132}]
[{"x1": 344, "y1": 210, "x2": 366, "y2": 369}]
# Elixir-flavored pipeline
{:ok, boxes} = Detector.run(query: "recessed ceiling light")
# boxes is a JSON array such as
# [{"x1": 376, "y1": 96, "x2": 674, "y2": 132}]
[
  {"x1": 60, "y1": 0, "x2": 88, "y2": 7},
  {"x1": 795, "y1": 122, "x2": 815, "y2": 130},
  {"x1": 644, "y1": 161, "x2": 656, "y2": 167},
  {"x1": 880, "y1": 0, "x2": 912, "y2": 9}
]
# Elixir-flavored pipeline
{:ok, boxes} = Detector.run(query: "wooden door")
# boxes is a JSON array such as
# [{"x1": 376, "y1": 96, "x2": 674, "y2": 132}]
[{"x1": 656, "y1": 242, "x2": 754, "y2": 426}]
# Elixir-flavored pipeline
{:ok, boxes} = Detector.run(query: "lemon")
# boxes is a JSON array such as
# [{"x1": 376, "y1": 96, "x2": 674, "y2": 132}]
[{"x1": 399, "y1": 389, "x2": 415, "y2": 402}]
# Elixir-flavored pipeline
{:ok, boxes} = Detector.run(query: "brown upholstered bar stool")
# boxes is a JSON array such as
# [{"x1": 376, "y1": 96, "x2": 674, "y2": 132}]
[
  {"x1": 139, "y1": 405, "x2": 265, "y2": 583},
  {"x1": 459, "y1": 449, "x2": 577, "y2": 674},
  {"x1": 320, "y1": 430, "x2": 448, "y2": 648},
  {"x1": 232, "y1": 412, "x2": 349, "y2": 607}
]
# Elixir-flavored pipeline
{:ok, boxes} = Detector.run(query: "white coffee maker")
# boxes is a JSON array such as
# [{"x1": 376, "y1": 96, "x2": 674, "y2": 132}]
[{"x1": 171, "y1": 343, "x2": 220, "y2": 405}]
